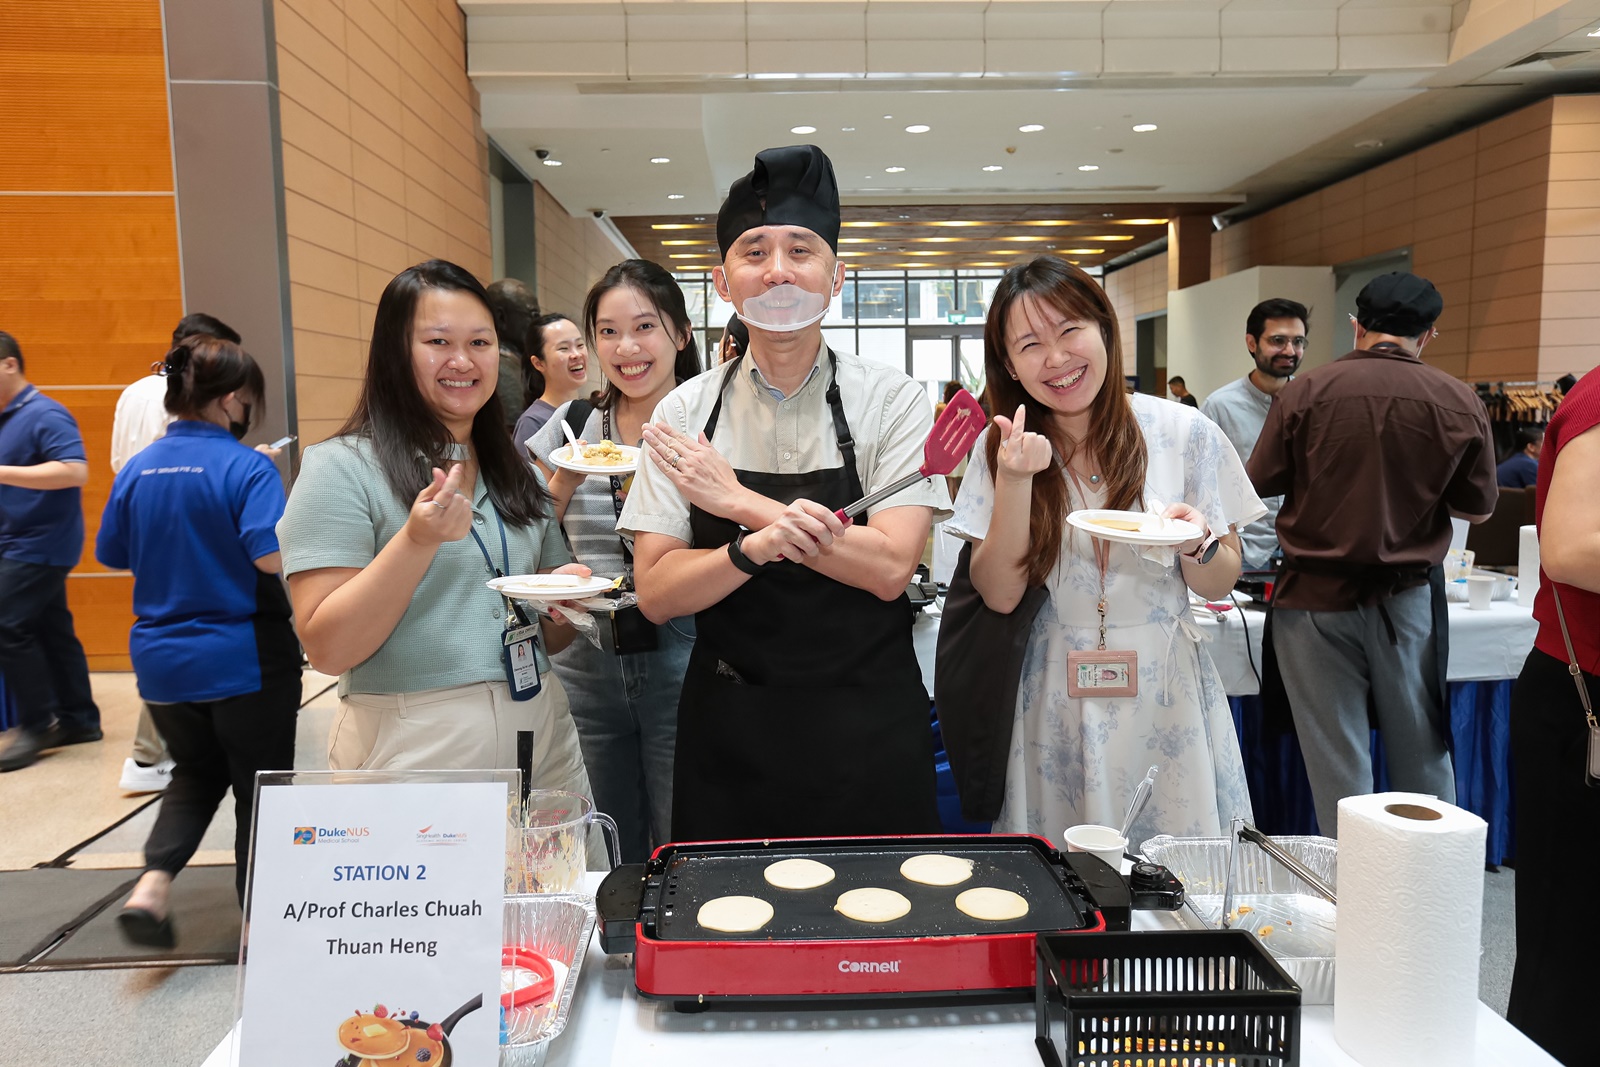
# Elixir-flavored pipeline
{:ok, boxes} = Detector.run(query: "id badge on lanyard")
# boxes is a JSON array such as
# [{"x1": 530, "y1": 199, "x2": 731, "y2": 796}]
[
  {"x1": 1065, "y1": 476, "x2": 1138, "y2": 699},
  {"x1": 470, "y1": 510, "x2": 542, "y2": 702}
]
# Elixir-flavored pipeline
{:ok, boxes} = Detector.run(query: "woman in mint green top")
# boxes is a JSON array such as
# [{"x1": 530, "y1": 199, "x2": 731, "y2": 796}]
[{"x1": 278, "y1": 260, "x2": 591, "y2": 787}]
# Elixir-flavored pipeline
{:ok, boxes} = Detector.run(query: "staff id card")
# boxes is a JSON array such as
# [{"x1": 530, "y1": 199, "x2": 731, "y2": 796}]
[{"x1": 503, "y1": 623, "x2": 541, "y2": 700}]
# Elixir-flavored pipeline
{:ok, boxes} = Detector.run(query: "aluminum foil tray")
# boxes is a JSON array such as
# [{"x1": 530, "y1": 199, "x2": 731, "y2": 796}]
[
  {"x1": 500, "y1": 893, "x2": 597, "y2": 1067},
  {"x1": 1141, "y1": 834, "x2": 1338, "y2": 1004}
]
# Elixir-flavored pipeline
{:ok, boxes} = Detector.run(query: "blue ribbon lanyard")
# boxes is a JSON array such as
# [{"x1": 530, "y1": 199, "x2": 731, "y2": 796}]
[{"x1": 469, "y1": 503, "x2": 532, "y2": 628}]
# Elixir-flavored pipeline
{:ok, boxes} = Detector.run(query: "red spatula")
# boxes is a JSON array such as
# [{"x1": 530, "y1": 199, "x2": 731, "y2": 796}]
[{"x1": 835, "y1": 388, "x2": 987, "y2": 526}]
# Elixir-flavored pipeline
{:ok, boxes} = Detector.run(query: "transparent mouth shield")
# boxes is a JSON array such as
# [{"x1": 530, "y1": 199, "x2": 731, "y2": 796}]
[{"x1": 737, "y1": 283, "x2": 830, "y2": 332}]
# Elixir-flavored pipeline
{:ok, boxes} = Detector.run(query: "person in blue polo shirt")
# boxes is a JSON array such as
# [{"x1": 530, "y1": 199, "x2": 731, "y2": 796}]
[
  {"x1": 0, "y1": 332, "x2": 101, "y2": 772},
  {"x1": 96, "y1": 335, "x2": 301, "y2": 947}
]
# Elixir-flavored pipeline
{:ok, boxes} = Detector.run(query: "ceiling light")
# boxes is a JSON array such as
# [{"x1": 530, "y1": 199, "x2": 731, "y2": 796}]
[
  {"x1": 651, "y1": 223, "x2": 704, "y2": 230},
  {"x1": 1077, "y1": 164, "x2": 1099, "y2": 172},
  {"x1": 1081, "y1": 235, "x2": 1136, "y2": 241},
  {"x1": 650, "y1": 156, "x2": 670, "y2": 164},
  {"x1": 1589, "y1": 26, "x2": 1600, "y2": 35},
  {"x1": 837, "y1": 251, "x2": 865, "y2": 256},
  {"x1": 842, "y1": 127, "x2": 855, "y2": 132},
  {"x1": 668, "y1": 253, "x2": 711, "y2": 259},
  {"x1": 667, "y1": 193, "x2": 685, "y2": 199},
  {"x1": 841, "y1": 221, "x2": 890, "y2": 228},
  {"x1": 885, "y1": 166, "x2": 906, "y2": 173},
  {"x1": 791, "y1": 125, "x2": 817, "y2": 134},
  {"x1": 999, "y1": 236, "x2": 1051, "y2": 242},
  {"x1": 693, "y1": 216, "x2": 706, "y2": 222},
  {"x1": 1018, "y1": 124, "x2": 1044, "y2": 133},
  {"x1": 905, "y1": 124, "x2": 930, "y2": 134},
  {"x1": 661, "y1": 240, "x2": 702, "y2": 246},
  {"x1": 1354, "y1": 138, "x2": 1384, "y2": 150},
  {"x1": 1060, "y1": 248, "x2": 1106, "y2": 255},
  {"x1": 1116, "y1": 218, "x2": 1169, "y2": 225},
  {"x1": 926, "y1": 220, "x2": 986, "y2": 227},
  {"x1": 1132, "y1": 123, "x2": 1158, "y2": 133},
  {"x1": 982, "y1": 165, "x2": 1003, "y2": 172},
  {"x1": 898, "y1": 214, "x2": 910, "y2": 219},
  {"x1": 883, "y1": 114, "x2": 893, "y2": 119},
  {"x1": 838, "y1": 238, "x2": 871, "y2": 244},
  {"x1": 542, "y1": 159, "x2": 563, "y2": 167}
]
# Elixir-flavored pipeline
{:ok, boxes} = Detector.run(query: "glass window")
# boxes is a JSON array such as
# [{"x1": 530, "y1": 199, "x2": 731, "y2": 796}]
[
  {"x1": 854, "y1": 279, "x2": 908, "y2": 323},
  {"x1": 959, "y1": 336, "x2": 987, "y2": 397},
  {"x1": 823, "y1": 327, "x2": 856, "y2": 357},
  {"x1": 855, "y1": 327, "x2": 905, "y2": 372},
  {"x1": 911, "y1": 337, "x2": 954, "y2": 384}
]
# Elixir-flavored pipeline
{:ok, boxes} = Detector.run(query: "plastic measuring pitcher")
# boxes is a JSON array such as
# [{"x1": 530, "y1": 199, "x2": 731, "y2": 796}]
[{"x1": 508, "y1": 790, "x2": 621, "y2": 894}]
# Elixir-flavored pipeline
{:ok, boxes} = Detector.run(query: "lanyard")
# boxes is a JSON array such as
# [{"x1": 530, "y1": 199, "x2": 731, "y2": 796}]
[
  {"x1": 1065, "y1": 467, "x2": 1113, "y2": 651},
  {"x1": 601, "y1": 407, "x2": 636, "y2": 584},
  {"x1": 467, "y1": 497, "x2": 511, "y2": 578}
]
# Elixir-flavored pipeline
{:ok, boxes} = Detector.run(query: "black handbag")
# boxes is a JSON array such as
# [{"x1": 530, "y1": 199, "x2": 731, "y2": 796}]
[{"x1": 933, "y1": 541, "x2": 1048, "y2": 822}]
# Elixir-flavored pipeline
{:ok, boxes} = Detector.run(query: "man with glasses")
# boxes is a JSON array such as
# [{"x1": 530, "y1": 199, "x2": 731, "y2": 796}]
[{"x1": 1201, "y1": 298, "x2": 1308, "y2": 569}]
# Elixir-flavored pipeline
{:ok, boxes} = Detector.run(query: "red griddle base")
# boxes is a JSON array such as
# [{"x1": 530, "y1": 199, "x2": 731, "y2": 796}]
[{"x1": 596, "y1": 834, "x2": 1130, "y2": 1010}]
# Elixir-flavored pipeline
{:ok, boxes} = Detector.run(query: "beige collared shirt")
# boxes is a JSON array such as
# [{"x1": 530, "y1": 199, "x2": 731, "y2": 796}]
[{"x1": 618, "y1": 340, "x2": 952, "y2": 545}]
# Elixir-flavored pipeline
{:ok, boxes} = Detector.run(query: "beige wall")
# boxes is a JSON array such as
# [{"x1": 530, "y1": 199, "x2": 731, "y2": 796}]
[
  {"x1": 1210, "y1": 98, "x2": 1559, "y2": 382},
  {"x1": 274, "y1": 0, "x2": 493, "y2": 445},
  {"x1": 532, "y1": 183, "x2": 628, "y2": 321},
  {"x1": 1541, "y1": 95, "x2": 1600, "y2": 380},
  {"x1": 1101, "y1": 250, "x2": 1168, "y2": 376}
]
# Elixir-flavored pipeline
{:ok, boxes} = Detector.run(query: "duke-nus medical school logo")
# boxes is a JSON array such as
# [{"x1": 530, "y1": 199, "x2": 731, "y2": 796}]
[{"x1": 292, "y1": 826, "x2": 369, "y2": 844}]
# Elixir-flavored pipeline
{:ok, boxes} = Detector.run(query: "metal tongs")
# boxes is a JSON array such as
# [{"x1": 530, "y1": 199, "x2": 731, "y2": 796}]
[{"x1": 1219, "y1": 817, "x2": 1337, "y2": 929}]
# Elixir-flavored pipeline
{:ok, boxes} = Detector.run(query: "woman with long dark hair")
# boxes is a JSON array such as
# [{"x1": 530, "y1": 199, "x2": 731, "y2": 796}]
[
  {"x1": 277, "y1": 260, "x2": 591, "y2": 786},
  {"x1": 97, "y1": 336, "x2": 300, "y2": 945},
  {"x1": 513, "y1": 312, "x2": 591, "y2": 453},
  {"x1": 526, "y1": 260, "x2": 699, "y2": 860},
  {"x1": 943, "y1": 256, "x2": 1261, "y2": 841}
]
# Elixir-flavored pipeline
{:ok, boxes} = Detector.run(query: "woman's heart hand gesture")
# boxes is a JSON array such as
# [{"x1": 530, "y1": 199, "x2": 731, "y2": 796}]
[{"x1": 993, "y1": 404, "x2": 1051, "y2": 482}]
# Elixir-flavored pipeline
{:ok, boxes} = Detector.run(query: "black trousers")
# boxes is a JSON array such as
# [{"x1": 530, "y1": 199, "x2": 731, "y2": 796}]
[
  {"x1": 0, "y1": 557, "x2": 99, "y2": 733},
  {"x1": 1507, "y1": 648, "x2": 1600, "y2": 1067},
  {"x1": 144, "y1": 677, "x2": 300, "y2": 905}
]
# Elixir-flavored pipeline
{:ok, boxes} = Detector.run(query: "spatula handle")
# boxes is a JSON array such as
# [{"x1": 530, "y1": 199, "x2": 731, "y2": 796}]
[{"x1": 834, "y1": 470, "x2": 928, "y2": 526}]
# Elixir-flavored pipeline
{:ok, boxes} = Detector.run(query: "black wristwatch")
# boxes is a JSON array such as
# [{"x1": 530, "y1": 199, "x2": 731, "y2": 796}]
[
  {"x1": 727, "y1": 530, "x2": 770, "y2": 576},
  {"x1": 1185, "y1": 531, "x2": 1221, "y2": 565}
]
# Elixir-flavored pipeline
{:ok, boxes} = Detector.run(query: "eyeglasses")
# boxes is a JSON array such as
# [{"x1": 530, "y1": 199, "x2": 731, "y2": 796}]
[{"x1": 1265, "y1": 335, "x2": 1307, "y2": 349}]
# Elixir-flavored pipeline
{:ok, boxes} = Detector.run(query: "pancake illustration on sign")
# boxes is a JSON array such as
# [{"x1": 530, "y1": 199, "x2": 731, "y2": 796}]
[{"x1": 333, "y1": 994, "x2": 481, "y2": 1065}]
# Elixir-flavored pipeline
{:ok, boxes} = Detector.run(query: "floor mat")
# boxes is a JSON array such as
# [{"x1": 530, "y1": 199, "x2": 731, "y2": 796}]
[
  {"x1": 25, "y1": 865, "x2": 241, "y2": 970},
  {"x1": 0, "y1": 868, "x2": 139, "y2": 966}
]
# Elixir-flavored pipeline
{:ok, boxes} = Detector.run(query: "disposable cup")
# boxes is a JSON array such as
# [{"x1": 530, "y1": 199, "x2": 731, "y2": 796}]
[
  {"x1": 1063, "y1": 823, "x2": 1128, "y2": 871},
  {"x1": 1466, "y1": 574, "x2": 1496, "y2": 611}
]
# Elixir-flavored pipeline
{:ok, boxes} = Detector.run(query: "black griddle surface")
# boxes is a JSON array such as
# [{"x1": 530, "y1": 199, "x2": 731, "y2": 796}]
[{"x1": 649, "y1": 838, "x2": 1093, "y2": 942}]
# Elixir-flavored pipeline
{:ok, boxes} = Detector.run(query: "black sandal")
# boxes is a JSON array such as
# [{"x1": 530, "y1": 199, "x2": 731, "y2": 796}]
[{"x1": 117, "y1": 907, "x2": 176, "y2": 949}]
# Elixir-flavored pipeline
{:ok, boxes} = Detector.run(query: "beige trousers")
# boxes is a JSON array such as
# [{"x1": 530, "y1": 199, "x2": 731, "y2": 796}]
[
  {"x1": 328, "y1": 677, "x2": 591, "y2": 796},
  {"x1": 131, "y1": 704, "x2": 168, "y2": 765}
]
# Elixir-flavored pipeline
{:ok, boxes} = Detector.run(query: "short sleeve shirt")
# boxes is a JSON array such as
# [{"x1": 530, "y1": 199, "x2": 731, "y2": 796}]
[
  {"x1": 0, "y1": 385, "x2": 88, "y2": 567},
  {"x1": 618, "y1": 342, "x2": 952, "y2": 545},
  {"x1": 96, "y1": 420, "x2": 296, "y2": 702},
  {"x1": 111, "y1": 374, "x2": 173, "y2": 473},
  {"x1": 1201, "y1": 375, "x2": 1281, "y2": 569},
  {"x1": 1247, "y1": 348, "x2": 1498, "y2": 611},
  {"x1": 276, "y1": 436, "x2": 571, "y2": 695}
]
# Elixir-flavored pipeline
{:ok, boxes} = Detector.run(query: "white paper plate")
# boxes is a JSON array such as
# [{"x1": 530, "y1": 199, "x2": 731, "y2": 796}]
[
  {"x1": 1067, "y1": 508, "x2": 1201, "y2": 547},
  {"x1": 548, "y1": 442, "x2": 639, "y2": 475},
  {"x1": 488, "y1": 574, "x2": 616, "y2": 602}
]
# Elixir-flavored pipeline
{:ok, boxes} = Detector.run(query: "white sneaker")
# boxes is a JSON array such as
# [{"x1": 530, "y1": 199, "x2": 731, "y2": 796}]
[{"x1": 119, "y1": 757, "x2": 174, "y2": 794}]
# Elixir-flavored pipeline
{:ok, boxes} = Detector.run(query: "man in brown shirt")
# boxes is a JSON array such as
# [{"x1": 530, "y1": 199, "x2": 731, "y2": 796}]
[{"x1": 1247, "y1": 272, "x2": 1497, "y2": 835}]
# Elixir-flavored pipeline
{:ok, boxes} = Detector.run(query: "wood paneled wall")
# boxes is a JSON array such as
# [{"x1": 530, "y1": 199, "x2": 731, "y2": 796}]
[
  {"x1": 1541, "y1": 95, "x2": 1600, "y2": 380},
  {"x1": 0, "y1": 1, "x2": 184, "y2": 668},
  {"x1": 1210, "y1": 99, "x2": 1559, "y2": 381},
  {"x1": 274, "y1": 0, "x2": 494, "y2": 446},
  {"x1": 531, "y1": 183, "x2": 630, "y2": 321},
  {"x1": 1102, "y1": 250, "x2": 1169, "y2": 377}
]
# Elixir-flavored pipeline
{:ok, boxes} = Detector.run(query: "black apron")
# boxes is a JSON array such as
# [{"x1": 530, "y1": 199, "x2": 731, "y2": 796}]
[{"x1": 671, "y1": 351, "x2": 941, "y2": 841}]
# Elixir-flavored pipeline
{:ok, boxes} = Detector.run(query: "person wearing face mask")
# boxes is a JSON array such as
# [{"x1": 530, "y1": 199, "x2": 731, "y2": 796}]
[
  {"x1": 619, "y1": 144, "x2": 950, "y2": 841},
  {"x1": 526, "y1": 261, "x2": 700, "y2": 861},
  {"x1": 95, "y1": 335, "x2": 301, "y2": 945},
  {"x1": 1200, "y1": 298, "x2": 1309, "y2": 570},
  {"x1": 277, "y1": 261, "x2": 592, "y2": 783},
  {"x1": 944, "y1": 256, "x2": 1262, "y2": 842},
  {"x1": 514, "y1": 312, "x2": 592, "y2": 454}
]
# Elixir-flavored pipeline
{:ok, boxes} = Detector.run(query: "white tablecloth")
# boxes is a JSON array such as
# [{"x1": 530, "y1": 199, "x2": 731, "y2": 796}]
[
  {"x1": 1190, "y1": 599, "x2": 1536, "y2": 697},
  {"x1": 204, "y1": 875, "x2": 1557, "y2": 1067}
]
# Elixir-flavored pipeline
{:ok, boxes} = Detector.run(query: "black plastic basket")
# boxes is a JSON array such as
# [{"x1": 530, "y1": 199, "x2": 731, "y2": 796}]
[{"x1": 1035, "y1": 930, "x2": 1302, "y2": 1067}]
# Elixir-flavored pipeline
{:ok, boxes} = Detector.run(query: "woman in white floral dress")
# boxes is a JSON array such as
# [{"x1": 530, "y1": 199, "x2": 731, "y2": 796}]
[{"x1": 944, "y1": 256, "x2": 1263, "y2": 845}]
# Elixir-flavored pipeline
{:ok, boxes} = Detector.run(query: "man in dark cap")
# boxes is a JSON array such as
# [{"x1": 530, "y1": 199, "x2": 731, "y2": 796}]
[
  {"x1": 620, "y1": 144, "x2": 949, "y2": 841},
  {"x1": 1247, "y1": 272, "x2": 1497, "y2": 836}
]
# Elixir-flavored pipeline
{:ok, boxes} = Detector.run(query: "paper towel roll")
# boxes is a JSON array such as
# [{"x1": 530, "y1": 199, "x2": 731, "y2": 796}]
[
  {"x1": 1518, "y1": 525, "x2": 1540, "y2": 607},
  {"x1": 1334, "y1": 793, "x2": 1487, "y2": 1067}
]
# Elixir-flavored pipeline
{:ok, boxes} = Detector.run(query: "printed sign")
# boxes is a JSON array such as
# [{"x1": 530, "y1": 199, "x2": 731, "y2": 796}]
[{"x1": 238, "y1": 781, "x2": 508, "y2": 1067}]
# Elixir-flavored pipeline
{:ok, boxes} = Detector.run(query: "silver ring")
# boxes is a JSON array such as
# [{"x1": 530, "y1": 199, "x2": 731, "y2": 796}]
[
  {"x1": 432, "y1": 500, "x2": 449, "y2": 509},
  {"x1": 669, "y1": 451, "x2": 681, "y2": 468}
]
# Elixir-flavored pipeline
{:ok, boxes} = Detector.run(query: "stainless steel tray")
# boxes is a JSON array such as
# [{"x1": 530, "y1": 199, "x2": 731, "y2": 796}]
[
  {"x1": 500, "y1": 893, "x2": 597, "y2": 1067},
  {"x1": 1141, "y1": 834, "x2": 1338, "y2": 1004}
]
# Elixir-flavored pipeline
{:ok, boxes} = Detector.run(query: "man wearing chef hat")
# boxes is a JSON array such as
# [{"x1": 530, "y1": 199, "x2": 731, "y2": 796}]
[
  {"x1": 1247, "y1": 272, "x2": 1497, "y2": 836},
  {"x1": 620, "y1": 145, "x2": 949, "y2": 841}
]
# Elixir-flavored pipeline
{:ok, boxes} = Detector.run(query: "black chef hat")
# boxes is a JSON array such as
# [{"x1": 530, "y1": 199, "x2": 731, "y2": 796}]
[
  {"x1": 717, "y1": 145, "x2": 840, "y2": 257},
  {"x1": 1355, "y1": 272, "x2": 1444, "y2": 338}
]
